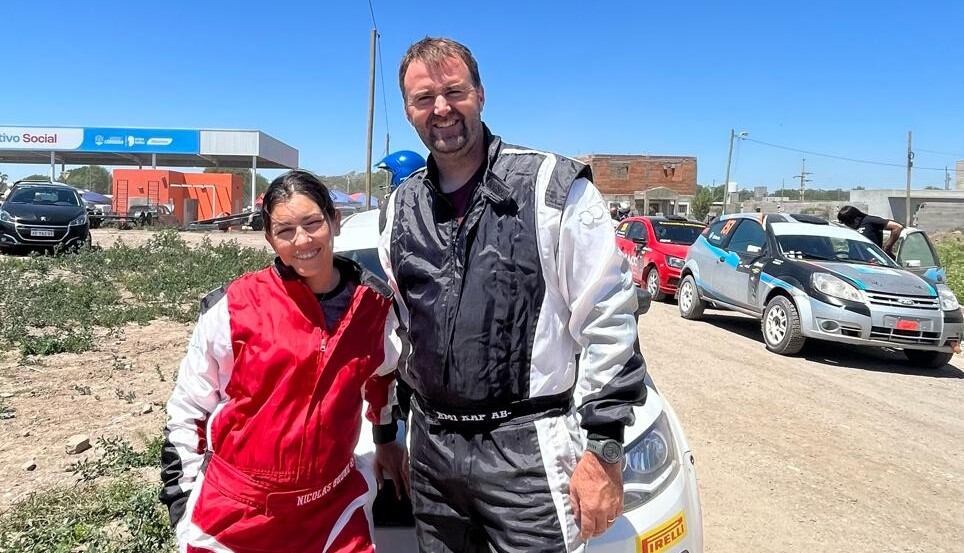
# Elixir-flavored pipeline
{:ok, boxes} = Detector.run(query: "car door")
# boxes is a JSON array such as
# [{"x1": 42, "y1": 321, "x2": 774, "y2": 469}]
[
  {"x1": 714, "y1": 219, "x2": 767, "y2": 308},
  {"x1": 693, "y1": 218, "x2": 734, "y2": 298},
  {"x1": 894, "y1": 229, "x2": 945, "y2": 284},
  {"x1": 615, "y1": 220, "x2": 633, "y2": 256},
  {"x1": 624, "y1": 221, "x2": 649, "y2": 284}
]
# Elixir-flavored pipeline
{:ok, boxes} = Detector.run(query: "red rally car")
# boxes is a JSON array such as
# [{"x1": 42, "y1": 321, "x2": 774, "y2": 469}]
[{"x1": 615, "y1": 216, "x2": 706, "y2": 301}]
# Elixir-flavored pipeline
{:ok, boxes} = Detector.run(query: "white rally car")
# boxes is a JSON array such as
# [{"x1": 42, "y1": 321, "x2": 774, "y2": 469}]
[{"x1": 336, "y1": 209, "x2": 703, "y2": 553}]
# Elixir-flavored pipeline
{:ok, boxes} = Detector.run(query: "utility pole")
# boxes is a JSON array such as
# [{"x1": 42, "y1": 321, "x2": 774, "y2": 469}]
[
  {"x1": 364, "y1": 28, "x2": 377, "y2": 212},
  {"x1": 722, "y1": 129, "x2": 747, "y2": 214},
  {"x1": 945, "y1": 166, "x2": 951, "y2": 191},
  {"x1": 794, "y1": 158, "x2": 812, "y2": 202},
  {"x1": 905, "y1": 131, "x2": 913, "y2": 226}
]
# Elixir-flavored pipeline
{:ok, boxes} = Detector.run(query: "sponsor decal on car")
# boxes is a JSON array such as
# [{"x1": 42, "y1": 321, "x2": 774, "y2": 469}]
[{"x1": 636, "y1": 511, "x2": 686, "y2": 553}]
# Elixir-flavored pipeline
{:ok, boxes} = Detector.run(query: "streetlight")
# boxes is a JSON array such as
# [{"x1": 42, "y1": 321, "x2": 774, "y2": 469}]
[{"x1": 722, "y1": 129, "x2": 748, "y2": 214}]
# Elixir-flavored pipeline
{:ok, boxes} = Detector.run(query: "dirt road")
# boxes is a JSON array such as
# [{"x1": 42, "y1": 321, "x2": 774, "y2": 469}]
[
  {"x1": 90, "y1": 228, "x2": 270, "y2": 250},
  {"x1": 2, "y1": 229, "x2": 962, "y2": 552},
  {"x1": 640, "y1": 301, "x2": 964, "y2": 553}
]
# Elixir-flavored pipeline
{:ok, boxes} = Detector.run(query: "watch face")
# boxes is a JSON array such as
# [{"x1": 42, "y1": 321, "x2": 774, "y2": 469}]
[{"x1": 602, "y1": 441, "x2": 623, "y2": 463}]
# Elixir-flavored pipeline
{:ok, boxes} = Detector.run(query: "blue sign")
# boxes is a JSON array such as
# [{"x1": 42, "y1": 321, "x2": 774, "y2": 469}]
[{"x1": 79, "y1": 128, "x2": 200, "y2": 154}]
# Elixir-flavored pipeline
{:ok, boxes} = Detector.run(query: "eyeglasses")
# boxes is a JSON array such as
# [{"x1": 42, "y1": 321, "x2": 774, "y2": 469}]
[{"x1": 268, "y1": 216, "x2": 331, "y2": 242}]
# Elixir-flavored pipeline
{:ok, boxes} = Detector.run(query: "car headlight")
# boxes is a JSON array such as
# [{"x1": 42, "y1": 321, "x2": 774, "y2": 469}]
[
  {"x1": 666, "y1": 256, "x2": 685, "y2": 269},
  {"x1": 0, "y1": 209, "x2": 13, "y2": 223},
  {"x1": 622, "y1": 412, "x2": 681, "y2": 512},
  {"x1": 937, "y1": 285, "x2": 960, "y2": 312},
  {"x1": 69, "y1": 213, "x2": 88, "y2": 226},
  {"x1": 812, "y1": 273, "x2": 863, "y2": 303}
]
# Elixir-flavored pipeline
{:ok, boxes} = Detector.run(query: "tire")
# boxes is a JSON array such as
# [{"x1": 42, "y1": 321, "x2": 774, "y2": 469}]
[
  {"x1": 677, "y1": 275, "x2": 705, "y2": 320},
  {"x1": 645, "y1": 266, "x2": 667, "y2": 301},
  {"x1": 249, "y1": 215, "x2": 264, "y2": 231},
  {"x1": 903, "y1": 349, "x2": 954, "y2": 369},
  {"x1": 761, "y1": 295, "x2": 806, "y2": 355}
]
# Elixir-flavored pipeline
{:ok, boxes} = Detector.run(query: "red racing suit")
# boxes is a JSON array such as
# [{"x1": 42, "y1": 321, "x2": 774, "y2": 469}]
[{"x1": 160, "y1": 257, "x2": 400, "y2": 553}]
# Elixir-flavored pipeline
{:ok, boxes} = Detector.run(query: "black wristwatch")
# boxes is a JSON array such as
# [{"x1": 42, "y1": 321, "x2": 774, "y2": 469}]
[{"x1": 586, "y1": 439, "x2": 623, "y2": 464}]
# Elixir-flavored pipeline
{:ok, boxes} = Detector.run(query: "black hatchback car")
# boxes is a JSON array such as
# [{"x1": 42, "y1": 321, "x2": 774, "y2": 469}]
[{"x1": 0, "y1": 180, "x2": 91, "y2": 253}]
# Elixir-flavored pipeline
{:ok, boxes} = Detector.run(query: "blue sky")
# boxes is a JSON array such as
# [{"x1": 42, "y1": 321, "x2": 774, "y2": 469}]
[{"x1": 2, "y1": 0, "x2": 962, "y2": 191}]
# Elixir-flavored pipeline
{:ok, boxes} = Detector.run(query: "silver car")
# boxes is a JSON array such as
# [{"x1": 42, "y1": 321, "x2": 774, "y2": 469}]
[{"x1": 678, "y1": 213, "x2": 963, "y2": 368}]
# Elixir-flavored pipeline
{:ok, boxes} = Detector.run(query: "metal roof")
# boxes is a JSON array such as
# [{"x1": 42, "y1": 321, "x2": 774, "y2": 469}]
[{"x1": 0, "y1": 126, "x2": 298, "y2": 169}]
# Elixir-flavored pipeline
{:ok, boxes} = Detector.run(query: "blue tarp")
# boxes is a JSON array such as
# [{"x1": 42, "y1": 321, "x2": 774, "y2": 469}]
[
  {"x1": 81, "y1": 190, "x2": 111, "y2": 204},
  {"x1": 350, "y1": 193, "x2": 379, "y2": 208},
  {"x1": 329, "y1": 189, "x2": 353, "y2": 203}
]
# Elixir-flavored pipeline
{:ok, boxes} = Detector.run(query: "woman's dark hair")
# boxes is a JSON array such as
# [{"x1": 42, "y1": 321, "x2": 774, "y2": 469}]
[
  {"x1": 261, "y1": 170, "x2": 336, "y2": 232},
  {"x1": 837, "y1": 205, "x2": 866, "y2": 226}
]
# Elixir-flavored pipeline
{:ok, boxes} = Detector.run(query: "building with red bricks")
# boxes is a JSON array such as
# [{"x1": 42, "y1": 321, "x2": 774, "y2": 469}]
[{"x1": 578, "y1": 154, "x2": 697, "y2": 217}]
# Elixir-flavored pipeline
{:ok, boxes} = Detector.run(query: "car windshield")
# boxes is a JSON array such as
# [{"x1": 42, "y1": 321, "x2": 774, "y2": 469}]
[
  {"x1": 8, "y1": 187, "x2": 80, "y2": 206},
  {"x1": 652, "y1": 221, "x2": 705, "y2": 245},
  {"x1": 777, "y1": 234, "x2": 897, "y2": 267}
]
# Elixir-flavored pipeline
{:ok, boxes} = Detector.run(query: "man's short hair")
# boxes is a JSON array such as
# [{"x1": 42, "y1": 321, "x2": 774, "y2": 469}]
[
  {"x1": 398, "y1": 37, "x2": 482, "y2": 98},
  {"x1": 837, "y1": 205, "x2": 866, "y2": 226}
]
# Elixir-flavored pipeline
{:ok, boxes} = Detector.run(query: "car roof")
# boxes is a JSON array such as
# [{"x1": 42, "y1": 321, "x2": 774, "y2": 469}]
[
  {"x1": 13, "y1": 180, "x2": 74, "y2": 188},
  {"x1": 334, "y1": 209, "x2": 380, "y2": 253},
  {"x1": 628, "y1": 215, "x2": 703, "y2": 225}
]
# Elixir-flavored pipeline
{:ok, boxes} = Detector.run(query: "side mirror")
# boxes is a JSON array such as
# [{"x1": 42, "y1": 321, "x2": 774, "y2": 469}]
[{"x1": 632, "y1": 236, "x2": 647, "y2": 245}]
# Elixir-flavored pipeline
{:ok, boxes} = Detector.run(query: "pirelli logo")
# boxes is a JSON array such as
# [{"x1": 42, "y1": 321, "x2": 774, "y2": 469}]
[{"x1": 636, "y1": 512, "x2": 686, "y2": 553}]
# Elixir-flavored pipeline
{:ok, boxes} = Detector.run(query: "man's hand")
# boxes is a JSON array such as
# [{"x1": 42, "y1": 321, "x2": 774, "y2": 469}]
[
  {"x1": 570, "y1": 451, "x2": 623, "y2": 541},
  {"x1": 373, "y1": 441, "x2": 410, "y2": 500}
]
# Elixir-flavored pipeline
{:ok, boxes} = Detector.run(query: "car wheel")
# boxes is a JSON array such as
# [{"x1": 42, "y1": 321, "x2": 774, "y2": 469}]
[
  {"x1": 678, "y1": 275, "x2": 705, "y2": 320},
  {"x1": 762, "y1": 295, "x2": 806, "y2": 355},
  {"x1": 645, "y1": 266, "x2": 667, "y2": 301},
  {"x1": 903, "y1": 349, "x2": 954, "y2": 369}
]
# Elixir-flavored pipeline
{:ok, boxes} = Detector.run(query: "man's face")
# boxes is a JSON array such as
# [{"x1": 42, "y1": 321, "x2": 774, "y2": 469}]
[{"x1": 402, "y1": 57, "x2": 485, "y2": 161}]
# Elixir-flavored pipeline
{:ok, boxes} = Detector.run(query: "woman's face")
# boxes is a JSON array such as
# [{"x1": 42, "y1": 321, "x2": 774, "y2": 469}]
[{"x1": 265, "y1": 192, "x2": 341, "y2": 285}]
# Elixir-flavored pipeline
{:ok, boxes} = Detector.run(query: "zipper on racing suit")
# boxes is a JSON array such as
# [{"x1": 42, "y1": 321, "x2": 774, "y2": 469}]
[{"x1": 426, "y1": 174, "x2": 489, "y2": 388}]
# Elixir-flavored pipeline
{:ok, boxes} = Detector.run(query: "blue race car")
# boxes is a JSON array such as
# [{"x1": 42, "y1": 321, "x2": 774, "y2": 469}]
[{"x1": 677, "y1": 213, "x2": 962, "y2": 368}]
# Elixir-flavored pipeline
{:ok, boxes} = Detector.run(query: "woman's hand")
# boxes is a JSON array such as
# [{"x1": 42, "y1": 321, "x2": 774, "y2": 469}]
[{"x1": 373, "y1": 441, "x2": 410, "y2": 500}]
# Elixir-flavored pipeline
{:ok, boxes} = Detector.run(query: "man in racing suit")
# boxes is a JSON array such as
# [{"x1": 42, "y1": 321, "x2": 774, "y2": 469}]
[{"x1": 379, "y1": 37, "x2": 647, "y2": 552}]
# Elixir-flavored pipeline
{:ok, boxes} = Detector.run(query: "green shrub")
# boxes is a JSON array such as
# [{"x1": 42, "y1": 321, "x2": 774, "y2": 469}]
[
  {"x1": 0, "y1": 435, "x2": 174, "y2": 552},
  {"x1": 0, "y1": 230, "x2": 272, "y2": 355},
  {"x1": 69, "y1": 436, "x2": 163, "y2": 482},
  {"x1": 936, "y1": 240, "x2": 964, "y2": 302},
  {"x1": 0, "y1": 476, "x2": 174, "y2": 553}
]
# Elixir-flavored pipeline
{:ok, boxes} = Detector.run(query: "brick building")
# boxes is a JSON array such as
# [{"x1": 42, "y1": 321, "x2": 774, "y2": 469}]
[{"x1": 578, "y1": 154, "x2": 697, "y2": 216}]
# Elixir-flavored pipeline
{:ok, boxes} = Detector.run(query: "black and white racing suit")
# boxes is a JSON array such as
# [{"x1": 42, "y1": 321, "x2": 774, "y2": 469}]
[{"x1": 378, "y1": 128, "x2": 647, "y2": 553}]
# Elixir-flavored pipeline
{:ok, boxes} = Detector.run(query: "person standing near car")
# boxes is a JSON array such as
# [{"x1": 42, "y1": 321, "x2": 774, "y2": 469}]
[
  {"x1": 160, "y1": 170, "x2": 407, "y2": 553},
  {"x1": 379, "y1": 37, "x2": 647, "y2": 552},
  {"x1": 837, "y1": 205, "x2": 904, "y2": 255}
]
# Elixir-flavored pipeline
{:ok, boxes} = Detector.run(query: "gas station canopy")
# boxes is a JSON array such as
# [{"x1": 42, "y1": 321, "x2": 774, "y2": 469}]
[{"x1": 0, "y1": 126, "x2": 298, "y2": 169}]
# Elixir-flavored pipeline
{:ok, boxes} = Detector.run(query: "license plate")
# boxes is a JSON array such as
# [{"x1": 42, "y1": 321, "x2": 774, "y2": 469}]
[
  {"x1": 30, "y1": 229, "x2": 55, "y2": 237},
  {"x1": 895, "y1": 319, "x2": 920, "y2": 331}
]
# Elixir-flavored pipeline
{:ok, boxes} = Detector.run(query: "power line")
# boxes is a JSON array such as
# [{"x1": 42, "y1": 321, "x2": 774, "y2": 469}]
[
  {"x1": 377, "y1": 33, "x2": 390, "y2": 156},
  {"x1": 366, "y1": 0, "x2": 391, "y2": 156},
  {"x1": 916, "y1": 147, "x2": 964, "y2": 158},
  {"x1": 366, "y1": 0, "x2": 377, "y2": 27},
  {"x1": 742, "y1": 136, "x2": 954, "y2": 172}
]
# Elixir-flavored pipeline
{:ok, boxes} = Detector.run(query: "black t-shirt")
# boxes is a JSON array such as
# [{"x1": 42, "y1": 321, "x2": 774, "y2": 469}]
[
  {"x1": 855, "y1": 215, "x2": 888, "y2": 247},
  {"x1": 315, "y1": 271, "x2": 356, "y2": 331},
  {"x1": 444, "y1": 161, "x2": 486, "y2": 221}
]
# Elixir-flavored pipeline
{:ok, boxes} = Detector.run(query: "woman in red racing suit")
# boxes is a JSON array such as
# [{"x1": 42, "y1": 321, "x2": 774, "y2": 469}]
[{"x1": 160, "y1": 170, "x2": 405, "y2": 553}]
